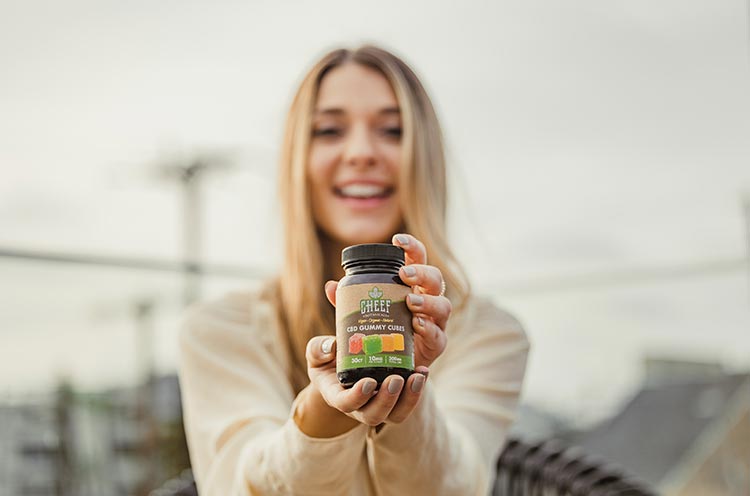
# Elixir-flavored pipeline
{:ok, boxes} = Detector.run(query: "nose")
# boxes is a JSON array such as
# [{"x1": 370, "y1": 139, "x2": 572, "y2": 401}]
[{"x1": 343, "y1": 123, "x2": 376, "y2": 168}]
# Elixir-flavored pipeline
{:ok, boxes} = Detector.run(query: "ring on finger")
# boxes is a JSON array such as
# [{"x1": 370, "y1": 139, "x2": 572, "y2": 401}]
[{"x1": 439, "y1": 279, "x2": 446, "y2": 297}]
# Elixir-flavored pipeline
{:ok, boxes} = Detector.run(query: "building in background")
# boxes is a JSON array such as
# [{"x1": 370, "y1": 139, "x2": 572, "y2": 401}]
[
  {"x1": 0, "y1": 376, "x2": 189, "y2": 496},
  {"x1": 561, "y1": 358, "x2": 750, "y2": 495}
]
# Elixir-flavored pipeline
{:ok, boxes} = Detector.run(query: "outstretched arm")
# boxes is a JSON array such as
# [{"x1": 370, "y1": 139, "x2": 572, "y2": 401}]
[{"x1": 178, "y1": 294, "x2": 368, "y2": 496}]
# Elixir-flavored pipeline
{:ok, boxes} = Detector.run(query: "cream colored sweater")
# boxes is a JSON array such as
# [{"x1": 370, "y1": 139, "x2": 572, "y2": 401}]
[{"x1": 178, "y1": 285, "x2": 529, "y2": 496}]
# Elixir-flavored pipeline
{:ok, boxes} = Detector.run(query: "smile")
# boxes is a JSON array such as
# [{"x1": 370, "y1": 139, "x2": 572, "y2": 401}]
[{"x1": 334, "y1": 184, "x2": 394, "y2": 199}]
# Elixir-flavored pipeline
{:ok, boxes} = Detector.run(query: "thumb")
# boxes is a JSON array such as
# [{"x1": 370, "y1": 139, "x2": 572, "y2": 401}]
[{"x1": 306, "y1": 335, "x2": 337, "y2": 368}]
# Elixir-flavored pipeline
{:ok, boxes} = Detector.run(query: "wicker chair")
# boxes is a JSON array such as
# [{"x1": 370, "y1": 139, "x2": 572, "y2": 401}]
[{"x1": 152, "y1": 438, "x2": 656, "y2": 496}]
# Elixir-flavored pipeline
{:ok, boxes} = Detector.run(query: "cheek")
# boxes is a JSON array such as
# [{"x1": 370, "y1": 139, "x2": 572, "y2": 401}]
[
  {"x1": 307, "y1": 146, "x2": 335, "y2": 199},
  {"x1": 381, "y1": 144, "x2": 403, "y2": 177},
  {"x1": 308, "y1": 143, "x2": 339, "y2": 175},
  {"x1": 307, "y1": 147, "x2": 328, "y2": 179}
]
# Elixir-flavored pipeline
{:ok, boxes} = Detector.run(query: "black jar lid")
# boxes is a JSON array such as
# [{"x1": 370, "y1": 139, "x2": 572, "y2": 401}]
[{"x1": 341, "y1": 243, "x2": 405, "y2": 267}]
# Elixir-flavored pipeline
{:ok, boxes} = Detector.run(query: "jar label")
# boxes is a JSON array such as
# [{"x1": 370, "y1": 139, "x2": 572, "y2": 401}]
[{"x1": 336, "y1": 283, "x2": 414, "y2": 372}]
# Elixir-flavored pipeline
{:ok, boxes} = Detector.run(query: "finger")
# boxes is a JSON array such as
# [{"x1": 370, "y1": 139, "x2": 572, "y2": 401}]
[
  {"x1": 356, "y1": 375, "x2": 404, "y2": 426},
  {"x1": 392, "y1": 233, "x2": 427, "y2": 265},
  {"x1": 325, "y1": 280, "x2": 338, "y2": 307},
  {"x1": 415, "y1": 365, "x2": 430, "y2": 378},
  {"x1": 413, "y1": 316, "x2": 447, "y2": 353},
  {"x1": 306, "y1": 336, "x2": 337, "y2": 369},
  {"x1": 318, "y1": 377, "x2": 378, "y2": 414},
  {"x1": 399, "y1": 264, "x2": 443, "y2": 296},
  {"x1": 387, "y1": 371, "x2": 428, "y2": 423},
  {"x1": 406, "y1": 293, "x2": 452, "y2": 330}
]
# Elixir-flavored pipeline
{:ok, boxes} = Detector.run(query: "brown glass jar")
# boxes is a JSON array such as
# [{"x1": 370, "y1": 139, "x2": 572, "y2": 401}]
[{"x1": 336, "y1": 243, "x2": 415, "y2": 388}]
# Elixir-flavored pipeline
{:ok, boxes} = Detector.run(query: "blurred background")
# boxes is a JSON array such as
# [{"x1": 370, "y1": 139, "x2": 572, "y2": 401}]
[{"x1": 1, "y1": 1, "x2": 749, "y2": 495}]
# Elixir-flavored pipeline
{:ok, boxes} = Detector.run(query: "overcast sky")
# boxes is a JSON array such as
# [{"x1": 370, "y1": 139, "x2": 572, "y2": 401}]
[{"x1": 2, "y1": 0, "x2": 749, "y2": 424}]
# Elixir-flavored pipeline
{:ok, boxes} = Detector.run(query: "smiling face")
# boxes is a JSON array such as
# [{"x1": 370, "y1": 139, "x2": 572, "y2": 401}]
[{"x1": 308, "y1": 62, "x2": 404, "y2": 247}]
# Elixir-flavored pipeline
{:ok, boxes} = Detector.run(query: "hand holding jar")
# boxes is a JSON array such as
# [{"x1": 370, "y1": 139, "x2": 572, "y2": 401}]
[{"x1": 304, "y1": 233, "x2": 451, "y2": 427}]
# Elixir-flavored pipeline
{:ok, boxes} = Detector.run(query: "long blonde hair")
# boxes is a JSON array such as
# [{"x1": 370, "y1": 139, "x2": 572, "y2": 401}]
[{"x1": 274, "y1": 45, "x2": 470, "y2": 392}]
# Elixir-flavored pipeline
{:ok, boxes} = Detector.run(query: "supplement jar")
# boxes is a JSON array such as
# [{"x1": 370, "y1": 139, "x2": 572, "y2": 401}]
[{"x1": 336, "y1": 243, "x2": 415, "y2": 387}]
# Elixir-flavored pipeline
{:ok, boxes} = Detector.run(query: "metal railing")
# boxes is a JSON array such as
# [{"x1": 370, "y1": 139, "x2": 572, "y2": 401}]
[{"x1": 494, "y1": 438, "x2": 655, "y2": 496}]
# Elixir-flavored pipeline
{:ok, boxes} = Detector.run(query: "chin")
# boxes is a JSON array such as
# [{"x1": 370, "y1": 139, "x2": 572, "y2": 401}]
[{"x1": 333, "y1": 223, "x2": 399, "y2": 246}]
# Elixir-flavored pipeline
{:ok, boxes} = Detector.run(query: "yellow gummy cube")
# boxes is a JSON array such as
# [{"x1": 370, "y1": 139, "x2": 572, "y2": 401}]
[{"x1": 391, "y1": 333, "x2": 404, "y2": 351}]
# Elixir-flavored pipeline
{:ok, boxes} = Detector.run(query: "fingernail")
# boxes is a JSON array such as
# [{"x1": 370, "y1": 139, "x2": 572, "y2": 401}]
[
  {"x1": 362, "y1": 380, "x2": 376, "y2": 395},
  {"x1": 321, "y1": 338, "x2": 334, "y2": 354},
  {"x1": 411, "y1": 374, "x2": 425, "y2": 393},
  {"x1": 417, "y1": 316, "x2": 425, "y2": 328},
  {"x1": 402, "y1": 266, "x2": 416, "y2": 277},
  {"x1": 394, "y1": 234, "x2": 409, "y2": 246},
  {"x1": 408, "y1": 294, "x2": 424, "y2": 307},
  {"x1": 388, "y1": 376, "x2": 404, "y2": 394}
]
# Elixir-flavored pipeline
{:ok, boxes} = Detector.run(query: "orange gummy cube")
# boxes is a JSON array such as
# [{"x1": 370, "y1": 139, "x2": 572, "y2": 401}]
[{"x1": 381, "y1": 334, "x2": 395, "y2": 352}]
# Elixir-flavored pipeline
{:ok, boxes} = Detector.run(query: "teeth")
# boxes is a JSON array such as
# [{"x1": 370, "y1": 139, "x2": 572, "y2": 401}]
[{"x1": 339, "y1": 184, "x2": 387, "y2": 198}]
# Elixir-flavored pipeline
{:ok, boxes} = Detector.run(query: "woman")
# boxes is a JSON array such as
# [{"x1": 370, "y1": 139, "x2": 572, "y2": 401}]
[{"x1": 179, "y1": 45, "x2": 529, "y2": 495}]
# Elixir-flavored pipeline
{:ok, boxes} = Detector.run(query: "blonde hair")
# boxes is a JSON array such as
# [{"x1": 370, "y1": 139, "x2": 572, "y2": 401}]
[{"x1": 274, "y1": 45, "x2": 470, "y2": 392}]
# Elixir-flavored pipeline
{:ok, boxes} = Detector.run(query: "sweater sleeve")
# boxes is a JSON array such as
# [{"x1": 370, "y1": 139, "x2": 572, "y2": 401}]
[
  {"x1": 178, "y1": 292, "x2": 368, "y2": 496},
  {"x1": 367, "y1": 298, "x2": 530, "y2": 496}
]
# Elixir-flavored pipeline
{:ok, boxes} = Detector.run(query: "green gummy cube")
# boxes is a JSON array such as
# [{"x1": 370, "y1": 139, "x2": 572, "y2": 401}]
[{"x1": 363, "y1": 335, "x2": 383, "y2": 355}]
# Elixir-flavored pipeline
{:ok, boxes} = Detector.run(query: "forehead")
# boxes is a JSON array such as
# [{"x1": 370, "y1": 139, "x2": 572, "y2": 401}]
[{"x1": 315, "y1": 63, "x2": 398, "y2": 112}]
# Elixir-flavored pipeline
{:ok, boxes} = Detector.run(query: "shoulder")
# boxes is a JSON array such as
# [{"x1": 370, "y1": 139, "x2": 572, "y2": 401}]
[
  {"x1": 179, "y1": 282, "x2": 281, "y2": 353},
  {"x1": 475, "y1": 296, "x2": 526, "y2": 335},
  {"x1": 450, "y1": 294, "x2": 530, "y2": 348},
  {"x1": 433, "y1": 293, "x2": 530, "y2": 379}
]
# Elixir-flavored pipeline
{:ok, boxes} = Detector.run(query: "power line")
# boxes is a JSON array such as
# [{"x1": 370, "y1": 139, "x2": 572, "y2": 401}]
[
  {"x1": 0, "y1": 246, "x2": 266, "y2": 279},
  {"x1": 2, "y1": 246, "x2": 745, "y2": 294},
  {"x1": 487, "y1": 256, "x2": 747, "y2": 295}
]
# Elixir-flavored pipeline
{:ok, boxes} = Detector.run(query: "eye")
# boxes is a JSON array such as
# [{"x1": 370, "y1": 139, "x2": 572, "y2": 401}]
[
  {"x1": 312, "y1": 127, "x2": 342, "y2": 137},
  {"x1": 381, "y1": 127, "x2": 402, "y2": 138}
]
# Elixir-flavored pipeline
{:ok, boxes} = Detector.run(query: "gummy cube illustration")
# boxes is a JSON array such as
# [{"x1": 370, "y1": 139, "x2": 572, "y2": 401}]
[
  {"x1": 363, "y1": 334, "x2": 383, "y2": 355},
  {"x1": 391, "y1": 333, "x2": 405, "y2": 351},
  {"x1": 349, "y1": 333, "x2": 365, "y2": 354},
  {"x1": 381, "y1": 334, "x2": 395, "y2": 352}
]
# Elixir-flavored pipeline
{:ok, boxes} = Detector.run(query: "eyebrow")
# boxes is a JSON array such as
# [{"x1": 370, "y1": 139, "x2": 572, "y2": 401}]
[{"x1": 314, "y1": 106, "x2": 401, "y2": 116}]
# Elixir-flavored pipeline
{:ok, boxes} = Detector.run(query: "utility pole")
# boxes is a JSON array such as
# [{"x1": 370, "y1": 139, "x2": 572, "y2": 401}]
[
  {"x1": 134, "y1": 299, "x2": 156, "y2": 384},
  {"x1": 157, "y1": 153, "x2": 234, "y2": 306},
  {"x1": 743, "y1": 194, "x2": 750, "y2": 306}
]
